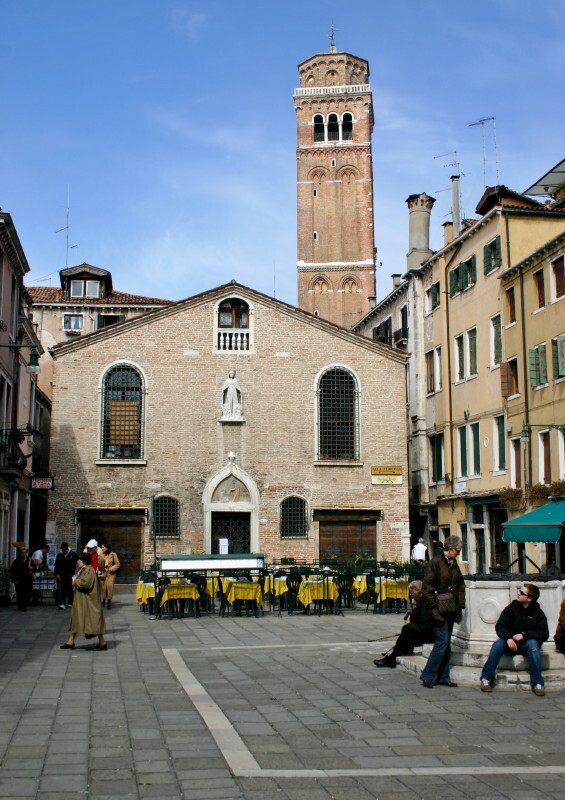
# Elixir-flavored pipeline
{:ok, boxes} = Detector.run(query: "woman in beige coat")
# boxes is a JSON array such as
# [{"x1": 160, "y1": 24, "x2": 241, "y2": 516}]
[
  {"x1": 100, "y1": 543, "x2": 120, "y2": 609},
  {"x1": 60, "y1": 553, "x2": 107, "y2": 650}
]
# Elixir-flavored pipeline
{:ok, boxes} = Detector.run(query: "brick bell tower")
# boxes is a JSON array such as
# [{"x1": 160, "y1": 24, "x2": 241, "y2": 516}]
[{"x1": 294, "y1": 38, "x2": 376, "y2": 328}]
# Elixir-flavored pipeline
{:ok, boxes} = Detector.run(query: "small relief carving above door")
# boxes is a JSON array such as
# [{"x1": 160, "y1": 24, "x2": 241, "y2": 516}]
[{"x1": 212, "y1": 476, "x2": 250, "y2": 503}]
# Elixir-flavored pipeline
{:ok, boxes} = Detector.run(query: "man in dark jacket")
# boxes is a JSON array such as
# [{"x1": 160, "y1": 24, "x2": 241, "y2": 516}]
[
  {"x1": 480, "y1": 583, "x2": 549, "y2": 696},
  {"x1": 54, "y1": 542, "x2": 78, "y2": 609},
  {"x1": 374, "y1": 580, "x2": 435, "y2": 668}
]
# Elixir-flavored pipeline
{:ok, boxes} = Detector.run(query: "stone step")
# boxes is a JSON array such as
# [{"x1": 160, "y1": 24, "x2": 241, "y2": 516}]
[{"x1": 396, "y1": 652, "x2": 565, "y2": 689}]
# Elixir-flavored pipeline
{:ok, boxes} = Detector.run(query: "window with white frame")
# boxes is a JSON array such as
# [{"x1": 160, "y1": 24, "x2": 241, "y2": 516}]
[
  {"x1": 429, "y1": 433, "x2": 444, "y2": 484},
  {"x1": 458, "y1": 521, "x2": 469, "y2": 561},
  {"x1": 63, "y1": 314, "x2": 83, "y2": 331},
  {"x1": 70, "y1": 279, "x2": 100, "y2": 299},
  {"x1": 317, "y1": 367, "x2": 359, "y2": 461},
  {"x1": 425, "y1": 282, "x2": 440, "y2": 312},
  {"x1": 435, "y1": 347, "x2": 442, "y2": 391},
  {"x1": 501, "y1": 357, "x2": 519, "y2": 398},
  {"x1": 216, "y1": 297, "x2": 251, "y2": 351},
  {"x1": 510, "y1": 437, "x2": 522, "y2": 488},
  {"x1": 533, "y1": 269, "x2": 545, "y2": 309},
  {"x1": 470, "y1": 422, "x2": 481, "y2": 475},
  {"x1": 280, "y1": 496, "x2": 309, "y2": 538},
  {"x1": 425, "y1": 351, "x2": 435, "y2": 394},
  {"x1": 551, "y1": 254, "x2": 564, "y2": 300},
  {"x1": 458, "y1": 426, "x2": 468, "y2": 478},
  {"x1": 450, "y1": 255, "x2": 476, "y2": 296},
  {"x1": 454, "y1": 328, "x2": 477, "y2": 381},
  {"x1": 455, "y1": 335, "x2": 465, "y2": 382},
  {"x1": 490, "y1": 314, "x2": 502, "y2": 367},
  {"x1": 493, "y1": 415, "x2": 506, "y2": 472},
  {"x1": 100, "y1": 364, "x2": 144, "y2": 460},
  {"x1": 483, "y1": 235, "x2": 502, "y2": 274},
  {"x1": 312, "y1": 112, "x2": 355, "y2": 144},
  {"x1": 153, "y1": 496, "x2": 180, "y2": 538},
  {"x1": 529, "y1": 343, "x2": 548, "y2": 388},
  {"x1": 506, "y1": 286, "x2": 516, "y2": 323},
  {"x1": 538, "y1": 430, "x2": 551, "y2": 485},
  {"x1": 458, "y1": 423, "x2": 481, "y2": 478}
]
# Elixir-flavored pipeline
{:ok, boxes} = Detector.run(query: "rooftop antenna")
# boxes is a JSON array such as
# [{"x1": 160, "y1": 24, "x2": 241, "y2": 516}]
[
  {"x1": 468, "y1": 117, "x2": 500, "y2": 187},
  {"x1": 328, "y1": 22, "x2": 338, "y2": 53},
  {"x1": 55, "y1": 185, "x2": 78, "y2": 268}
]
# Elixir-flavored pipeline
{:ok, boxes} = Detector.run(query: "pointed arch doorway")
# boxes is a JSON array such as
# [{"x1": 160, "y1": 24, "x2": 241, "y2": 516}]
[{"x1": 203, "y1": 457, "x2": 260, "y2": 554}]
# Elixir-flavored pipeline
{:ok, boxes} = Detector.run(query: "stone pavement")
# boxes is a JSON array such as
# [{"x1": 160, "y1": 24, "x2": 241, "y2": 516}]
[{"x1": 1, "y1": 590, "x2": 565, "y2": 800}]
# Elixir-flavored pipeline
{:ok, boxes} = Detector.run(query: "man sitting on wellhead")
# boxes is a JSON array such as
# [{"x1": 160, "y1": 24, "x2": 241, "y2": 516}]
[
  {"x1": 374, "y1": 580, "x2": 435, "y2": 668},
  {"x1": 480, "y1": 583, "x2": 549, "y2": 696}
]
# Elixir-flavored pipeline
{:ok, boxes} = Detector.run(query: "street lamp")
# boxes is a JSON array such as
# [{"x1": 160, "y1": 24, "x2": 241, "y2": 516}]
[{"x1": 0, "y1": 343, "x2": 41, "y2": 375}]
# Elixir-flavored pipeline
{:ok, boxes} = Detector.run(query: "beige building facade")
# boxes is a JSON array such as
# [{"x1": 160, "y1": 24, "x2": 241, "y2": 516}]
[{"x1": 48, "y1": 283, "x2": 410, "y2": 581}]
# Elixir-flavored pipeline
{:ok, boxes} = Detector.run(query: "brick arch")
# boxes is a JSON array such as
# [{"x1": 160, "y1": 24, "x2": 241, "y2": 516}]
[
  {"x1": 308, "y1": 167, "x2": 329, "y2": 184},
  {"x1": 337, "y1": 165, "x2": 360, "y2": 183},
  {"x1": 311, "y1": 275, "x2": 332, "y2": 293},
  {"x1": 340, "y1": 276, "x2": 359, "y2": 293}
]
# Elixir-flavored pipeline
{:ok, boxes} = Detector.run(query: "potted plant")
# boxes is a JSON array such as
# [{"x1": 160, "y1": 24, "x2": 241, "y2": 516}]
[
  {"x1": 550, "y1": 480, "x2": 565, "y2": 499},
  {"x1": 499, "y1": 487, "x2": 524, "y2": 511},
  {"x1": 0, "y1": 562, "x2": 11, "y2": 607},
  {"x1": 528, "y1": 483, "x2": 551, "y2": 506}
]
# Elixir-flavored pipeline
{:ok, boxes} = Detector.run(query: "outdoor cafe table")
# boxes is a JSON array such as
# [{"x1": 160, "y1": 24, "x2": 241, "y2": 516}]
[
  {"x1": 135, "y1": 581, "x2": 155, "y2": 606},
  {"x1": 225, "y1": 580, "x2": 263, "y2": 609},
  {"x1": 297, "y1": 578, "x2": 339, "y2": 610},
  {"x1": 374, "y1": 577, "x2": 409, "y2": 604},
  {"x1": 352, "y1": 574, "x2": 367, "y2": 597},
  {"x1": 159, "y1": 583, "x2": 202, "y2": 617}
]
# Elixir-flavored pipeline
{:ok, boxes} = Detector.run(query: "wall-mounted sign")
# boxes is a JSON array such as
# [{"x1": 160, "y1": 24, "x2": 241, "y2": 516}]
[
  {"x1": 371, "y1": 466, "x2": 402, "y2": 475},
  {"x1": 31, "y1": 477, "x2": 54, "y2": 490},
  {"x1": 372, "y1": 475, "x2": 403, "y2": 485}
]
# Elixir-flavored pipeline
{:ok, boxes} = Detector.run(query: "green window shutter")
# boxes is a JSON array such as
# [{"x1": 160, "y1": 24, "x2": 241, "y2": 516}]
[
  {"x1": 97, "y1": 315, "x2": 104, "y2": 329},
  {"x1": 472, "y1": 423, "x2": 480, "y2": 475},
  {"x1": 539, "y1": 344, "x2": 548, "y2": 384},
  {"x1": 433, "y1": 435, "x2": 443, "y2": 482},
  {"x1": 493, "y1": 315, "x2": 502, "y2": 364},
  {"x1": 432, "y1": 282, "x2": 440, "y2": 308},
  {"x1": 450, "y1": 268, "x2": 459, "y2": 296},
  {"x1": 495, "y1": 235, "x2": 502, "y2": 267},
  {"x1": 459, "y1": 427, "x2": 467, "y2": 477},
  {"x1": 468, "y1": 328, "x2": 477, "y2": 375},
  {"x1": 496, "y1": 416, "x2": 506, "y2": 471},
  {"x1": 556, "y1": 334, "x2": 565, "y2": 377},
  {"x1": 470, "y1": 254, "x2": 477, "y2": 284},
  {"x1": 529, "y1": 348, "x2": 540, "y2": 387},
  {"x1": 483, "y1": 243, "x2": 492, "y2": 274}
]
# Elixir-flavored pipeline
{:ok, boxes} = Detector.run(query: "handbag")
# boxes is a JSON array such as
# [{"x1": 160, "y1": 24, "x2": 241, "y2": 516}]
[{"x1": 436, "y1": 590, "x2": 457, "y2": 614}]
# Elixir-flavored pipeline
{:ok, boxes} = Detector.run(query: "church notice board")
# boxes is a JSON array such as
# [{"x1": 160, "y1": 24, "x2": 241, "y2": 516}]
[{"x1": 371, "y1": 466, "x2": 403, "y2": 485}]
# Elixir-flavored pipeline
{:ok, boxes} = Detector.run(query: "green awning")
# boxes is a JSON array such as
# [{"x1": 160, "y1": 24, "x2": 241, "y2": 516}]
[{"x1": 502, "y1": 500, "x2": 565, "y2": 543}]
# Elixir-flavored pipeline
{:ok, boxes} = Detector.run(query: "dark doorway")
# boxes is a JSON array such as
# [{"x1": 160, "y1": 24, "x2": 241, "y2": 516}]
[
  {"x1": 318, "y1": 518, "x2": 377, "y2": 563},
  {"x1": 211, "y1": 512, "x2": 251, "y2": 554},
  {"x1": 78, "y1": 509, "x2": 145, "y2": 584},
  {"x1": 475, "y1": 530, "x2": 486, "y2": 574}
]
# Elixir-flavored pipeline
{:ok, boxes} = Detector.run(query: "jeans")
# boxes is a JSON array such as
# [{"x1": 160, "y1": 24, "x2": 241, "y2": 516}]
[
  {"x1": 481, "y1": 637, "x2": 544, "y2": 686},
  {"x1": 420, "y1": 618, "x2": 454, "y2": 683}
]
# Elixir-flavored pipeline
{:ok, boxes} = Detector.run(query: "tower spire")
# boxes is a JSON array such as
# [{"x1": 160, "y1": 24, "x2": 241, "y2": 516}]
[{"x1": 328, "y1": 24, "x2": 338, "y2": 53}]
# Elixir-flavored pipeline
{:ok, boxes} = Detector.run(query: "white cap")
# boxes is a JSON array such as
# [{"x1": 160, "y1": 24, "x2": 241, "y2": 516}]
[{"x1": 84, "y1": 539, "x2": 98, "y2": 551}]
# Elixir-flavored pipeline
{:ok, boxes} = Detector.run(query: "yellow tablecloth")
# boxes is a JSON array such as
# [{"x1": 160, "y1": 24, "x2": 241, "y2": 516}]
[
  {"x1": 297, "y1": 579, "x2": 339, "y2": 607},
  {"x1": 274, "y1": 577, "x2": 288, "y2": 597},
  {"x1": 352, "y1": 575, "x2": 368, "y2": 596},
  {"x1": 135, "y1": 581, "x2": 155, "y2": 605},
  {"x1": 374, "y1": 578, "x2": 409, "y2": 603},
  {"x1": 225, "y1": 581, "x2": 263, "y2": 606},
  {"x1": 160, "y1": 583, "x2": 199, "y2": 607}
]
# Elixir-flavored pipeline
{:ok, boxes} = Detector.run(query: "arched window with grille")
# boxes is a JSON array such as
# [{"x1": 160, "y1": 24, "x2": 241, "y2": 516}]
[
  {"x1": 153, "y1": 496, "x2": 180, "y2": 538},
  {"x1": 317, "y1": 367, "x2": 359, "y2": 461},
  {"x1": 100, "y1": 364, "x2": 144, "y2": 459},
  {"x1": 280, "y1": 496, "x2": 309, "y2": 539}
]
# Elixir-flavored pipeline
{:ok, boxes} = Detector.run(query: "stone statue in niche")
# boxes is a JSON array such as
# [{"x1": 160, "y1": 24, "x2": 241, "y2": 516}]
[{"x1": 221, "y1": 369, "x2": 243, "y2": 420}]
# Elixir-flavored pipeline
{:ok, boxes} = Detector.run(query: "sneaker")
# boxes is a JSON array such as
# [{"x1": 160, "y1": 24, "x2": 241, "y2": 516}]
[
  {"x1": 58, "y1": 604, "x2": 65, "y2": 610},
  {"x1": 532, "y1": 683, "x2": 545, "y2": 697},
  {"x1": 480, "y1": 678, "x2": 493, "y2": 692}
]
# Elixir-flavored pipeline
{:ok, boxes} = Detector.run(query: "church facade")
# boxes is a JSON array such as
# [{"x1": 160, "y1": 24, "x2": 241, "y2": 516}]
[{"x1": 47, "y1": 283, "x2": 409, "y2": 579}]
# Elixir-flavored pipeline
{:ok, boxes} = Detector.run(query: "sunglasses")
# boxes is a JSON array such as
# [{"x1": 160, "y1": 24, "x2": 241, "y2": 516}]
[{"x1": 518, "y1": 589, "x2": 531, "y2": 598}]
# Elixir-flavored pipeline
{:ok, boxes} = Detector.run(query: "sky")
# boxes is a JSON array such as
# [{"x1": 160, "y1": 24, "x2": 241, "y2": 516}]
[{"x1": 1, "y1": 0, "x2": 564, "y2": 306}]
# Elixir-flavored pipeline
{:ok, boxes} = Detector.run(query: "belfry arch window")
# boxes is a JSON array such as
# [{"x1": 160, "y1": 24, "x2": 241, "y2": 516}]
[
  {"x1": 327, "y1": 113, "x2": 339, "y2": 141},
  {"x1": 317, "y1": 367, "x2": 360, "y2": 461},
  {"x1": 216, "y1": 297, "x2": 251, "y2": 351},
  {"x1": 101, "y1": 364, "x2": 144, "y2": 460},
  {"x1": 313, "y1": 114, "x2": 325, "y2": 143},
  {"x1": 342, "y1": 113, "x2": 353, "y2": 140}
]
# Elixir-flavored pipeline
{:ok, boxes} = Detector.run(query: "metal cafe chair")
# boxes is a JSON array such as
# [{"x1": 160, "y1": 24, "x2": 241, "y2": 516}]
[
  {"x1": 335, "y1": 573, "x2": 354, "y2": 616},
  {"x1": 364, "y1": 572, "x2": 378, "y2": 614},
  {"x1": 283, "y1": 573, "x2": 302, "y2": 616}
]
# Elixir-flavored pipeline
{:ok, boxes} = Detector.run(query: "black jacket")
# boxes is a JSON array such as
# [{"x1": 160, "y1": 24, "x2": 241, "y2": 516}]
[
  {"x1": 408, "y1": 596, "x2": 435, "y2": 638},
  {"x1": 422, "y1": 553, "x2": 466, "y2": 621},
  {"x1": 495, "y1": 599, "x2": 549, "y2": 646},
  {"x1": 9, "y1": 556, "x2": 34, "y2": 586},
  {"x1": 54, "y1": 549, "x2": 78, "y2": 579}
]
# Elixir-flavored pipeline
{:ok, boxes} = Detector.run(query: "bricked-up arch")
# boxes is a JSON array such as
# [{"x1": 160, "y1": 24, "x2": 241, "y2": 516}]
[
  {"x1": 280, "y1": 496, "x2": 309, "y2": 539},
  {"x1": 311, "y1": 276, "x2": 331, "y2": 293},
  {"x1": 100, "y1": 363, "x2": 145, "y2": 460},
  {"x1": 308, "y1": 167, "x2": 328, "y2": 184},
  {"x1": 315, "y1": 366, "x2": 360, "y2": 461},
  {"x1": 341, "y1": 276, "x2": 359, "y2": 293}
]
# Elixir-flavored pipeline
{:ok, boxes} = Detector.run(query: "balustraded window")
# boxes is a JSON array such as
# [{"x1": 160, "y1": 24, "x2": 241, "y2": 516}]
[
  {"x1": 317, "y1": 367, "x2": 359, "y2": 460},
  {"x1": 101, "y1": 365, "x2": 143, "y2": 459},
  {"x1": 217, "y1": 298, "x2": 250, "y2": 351}
]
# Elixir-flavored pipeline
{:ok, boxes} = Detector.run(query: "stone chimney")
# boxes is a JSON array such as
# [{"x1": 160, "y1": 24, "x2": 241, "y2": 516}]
[
  {"x1": 392, "y1": 274, "x2": 402, "y2": 288},
  {"x1": 442, "y1": 221, "x2": 454, "y2": 246},
  {"x1": 406, "y1": 193, "x2": 436, "y2": 271}
]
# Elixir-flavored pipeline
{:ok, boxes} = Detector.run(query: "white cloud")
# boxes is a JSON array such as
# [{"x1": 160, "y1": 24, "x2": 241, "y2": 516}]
[{"x1": 170, "y1": 7, "x2": 206, "y2": 40}]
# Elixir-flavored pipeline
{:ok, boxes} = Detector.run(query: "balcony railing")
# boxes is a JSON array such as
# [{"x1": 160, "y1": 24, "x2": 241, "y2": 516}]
[
  {"x1": 0, "y1": 429, "x2": 29, "y2": 474},
  {"x1": 393, "y1": 326, "x2": 409, "y2": 344},
  {"x1": 294, "y1": 84, "x2": 371, "y2": 98},
  {"x1": 217, "y1": 329, "x2": 251, "y2": 351}
]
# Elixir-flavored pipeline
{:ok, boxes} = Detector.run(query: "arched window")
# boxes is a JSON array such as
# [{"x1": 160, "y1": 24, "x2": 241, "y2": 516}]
[
  {"x1": 317, "y1": 368, "x2": 359, "y2": 460},
  {"x1": 217, "y1": 298, "x2": 250, "y2": 351},
  {"x1": 280, "y1": 496, "x2": 309, "y2": 538},
  {"x1": 101, "y1": 365, "x2": 143, "y2": 459},
  {"x1": 342, "y1": 113, "x2": 353, "y2": 140},
  {"x1": 327, "y1": 113, "x2": 339, "y2": 142},
  {"x1": 153, "y1": 496, "x2": 180, "y2": 538},
  {"x1": 313, "y1": 114, "x2": 325, "y2": 143}
]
